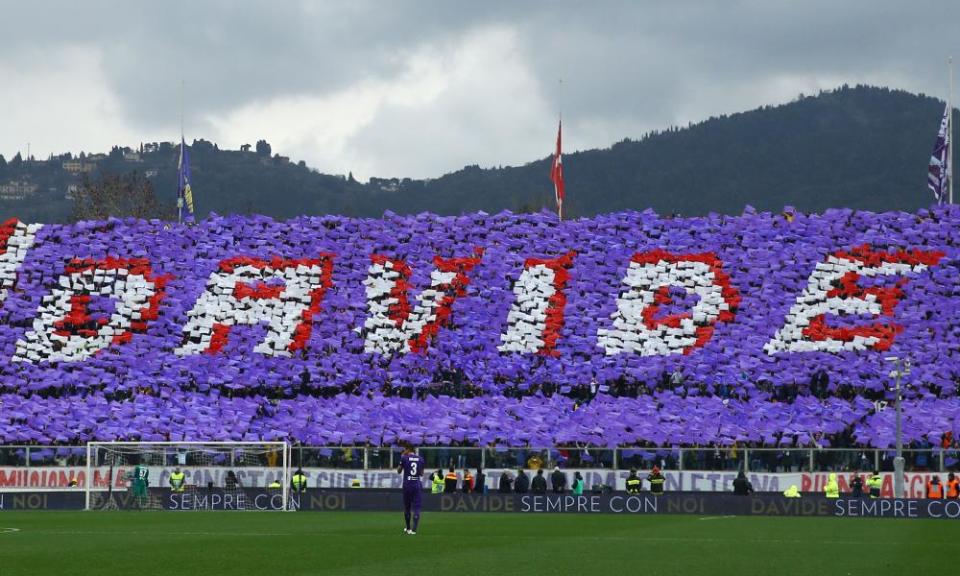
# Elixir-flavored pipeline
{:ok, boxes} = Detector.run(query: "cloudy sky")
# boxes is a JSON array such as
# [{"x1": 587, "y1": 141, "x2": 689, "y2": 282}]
[{"x1": 1, "y1": 1, "x2": 958, "y2": 179}]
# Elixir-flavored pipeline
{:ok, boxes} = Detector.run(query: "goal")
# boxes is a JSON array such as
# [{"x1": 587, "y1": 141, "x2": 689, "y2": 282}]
[{"x1": 84, "y1": 441, "x2": 291, "y2": 511}]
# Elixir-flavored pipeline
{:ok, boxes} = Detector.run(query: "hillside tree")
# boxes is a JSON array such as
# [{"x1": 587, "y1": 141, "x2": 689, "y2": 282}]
[{"x1": 71, "y1": 171, "x2": 175, "y2": 222}]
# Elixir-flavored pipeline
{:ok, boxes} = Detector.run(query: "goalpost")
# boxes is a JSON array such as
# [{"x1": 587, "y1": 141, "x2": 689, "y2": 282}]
[{"x1": 84, "y1": 441, "x2": 291, "y2": 511}]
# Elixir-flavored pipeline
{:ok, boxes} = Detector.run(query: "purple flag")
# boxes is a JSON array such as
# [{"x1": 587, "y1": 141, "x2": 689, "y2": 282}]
[
  {"x1": 178, "y1": 137, "x2": 195, "y2": 221},
  {"x1": 928, "y1": 103, "x2": 951, "y2": 204}
]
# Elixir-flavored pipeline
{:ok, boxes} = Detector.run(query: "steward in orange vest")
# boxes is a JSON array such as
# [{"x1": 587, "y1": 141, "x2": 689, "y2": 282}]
[
  {"x1": 444, "y1": 468, "x2": 459, "y2": 493},
  {"x1": 926, "y1": 476, "x2": 944, "y2": 499},
  {"x1": 946, "y1": 473, "x2": 960, "y2": 499}
]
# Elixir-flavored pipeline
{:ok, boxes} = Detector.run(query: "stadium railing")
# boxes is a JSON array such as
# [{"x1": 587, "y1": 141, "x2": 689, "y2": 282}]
[{"x1": 1, "y1": 445, "x2": 957, "y2": 473}]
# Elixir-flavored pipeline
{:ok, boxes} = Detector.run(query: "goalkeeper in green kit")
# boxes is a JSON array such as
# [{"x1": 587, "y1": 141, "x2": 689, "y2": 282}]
[{"x1": 129, "y1": 463, "x2": 149, "y2": 508}]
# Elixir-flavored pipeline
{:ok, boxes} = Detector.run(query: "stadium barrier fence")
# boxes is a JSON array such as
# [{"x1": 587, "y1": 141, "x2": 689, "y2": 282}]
[
  {"x1": 1, "y1": 445, "x2": 955, "y2": 473},
  {"x1": 0, "y1": 467, "x2": 948, "y2": 497}
]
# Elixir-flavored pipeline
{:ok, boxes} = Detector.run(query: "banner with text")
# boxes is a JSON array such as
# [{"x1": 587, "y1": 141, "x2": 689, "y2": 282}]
[{"x1": 0, "y1": 466, "x2": 946, "y2": 499}]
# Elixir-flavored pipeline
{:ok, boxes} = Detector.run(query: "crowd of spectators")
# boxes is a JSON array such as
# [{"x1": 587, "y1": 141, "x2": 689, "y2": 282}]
[{"x1": 1, "y1": 208, "x2": 958, "y2": 451}]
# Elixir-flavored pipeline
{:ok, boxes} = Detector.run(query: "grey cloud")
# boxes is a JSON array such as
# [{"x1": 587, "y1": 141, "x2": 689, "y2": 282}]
[
  {"x1": 4, "y1": 1, "x2": 497, "y2": 127},
  {"x1": 2, "y1": 0, "x2": 960, "y2": 176}
]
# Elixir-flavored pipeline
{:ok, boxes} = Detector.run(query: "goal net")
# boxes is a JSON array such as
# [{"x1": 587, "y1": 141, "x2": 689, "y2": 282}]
[{"x1": 84, "y1": 441, "x2": 291, "y2": 511}]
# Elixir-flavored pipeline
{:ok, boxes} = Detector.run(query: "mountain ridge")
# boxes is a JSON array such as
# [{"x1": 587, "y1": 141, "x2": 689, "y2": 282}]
[{"x1": 0, "y1": 84, "x2": 954, "y2": 223}]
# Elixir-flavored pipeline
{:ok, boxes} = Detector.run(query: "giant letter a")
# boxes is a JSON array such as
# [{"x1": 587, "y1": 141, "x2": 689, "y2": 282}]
[{"x1": 176, "y1": 255, "x2": 334, "y2": 357}]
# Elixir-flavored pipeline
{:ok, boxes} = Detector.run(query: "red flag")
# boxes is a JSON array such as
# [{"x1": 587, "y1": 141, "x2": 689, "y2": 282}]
[{"x1": 550, "y1": 120, "x2": 564, "y2": 219}]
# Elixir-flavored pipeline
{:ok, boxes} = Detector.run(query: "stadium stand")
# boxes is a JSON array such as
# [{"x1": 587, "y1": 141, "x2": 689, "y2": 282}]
[{"x1": 0, "y1": 206, "x2": 957, "y2": 449}]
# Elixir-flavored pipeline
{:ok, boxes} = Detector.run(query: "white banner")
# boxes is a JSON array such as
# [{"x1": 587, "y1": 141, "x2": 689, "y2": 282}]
[{"x1": 0, "y1": 466, "x2": 949, "y2": 499}]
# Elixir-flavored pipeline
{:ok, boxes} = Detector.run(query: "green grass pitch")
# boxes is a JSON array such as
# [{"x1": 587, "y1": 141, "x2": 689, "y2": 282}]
[{"x1": 0, "y1": 511, "x2": 953, "y2": 575}]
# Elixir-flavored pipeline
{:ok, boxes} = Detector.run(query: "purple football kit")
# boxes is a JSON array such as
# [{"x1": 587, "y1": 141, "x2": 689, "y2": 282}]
[{"x1": 399, "y1": 452, "x2": 423, "y2": 533}]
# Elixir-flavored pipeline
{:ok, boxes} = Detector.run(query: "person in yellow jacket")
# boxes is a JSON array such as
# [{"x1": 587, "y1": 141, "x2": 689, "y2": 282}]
[
  {"x1": 824, "y1": 472, "x2": 840, "y2": 498},
  {"x1": 867, "y1": 470, "x2": 883, "y2": 499},
  {"x1": 783, "y1": 485, "x2": 801, "y2": 498},
  {"x1": 291, "y1": 468, "x2": 307, "y2": 493},
  {"x1": 169, "y1": 467, "x2": 186, "y2": 492},
  {"x1": 430, "y1": 470, "x2": 445, "y2": 494},
  {"x1": 626, "y1": 469, "x2": 642, "y2": 494}
]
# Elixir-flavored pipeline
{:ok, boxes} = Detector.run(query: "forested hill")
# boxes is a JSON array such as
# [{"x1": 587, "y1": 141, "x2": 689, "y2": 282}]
[{"x1": 0, "y1": 85, "x2": 955, "y2": 223}]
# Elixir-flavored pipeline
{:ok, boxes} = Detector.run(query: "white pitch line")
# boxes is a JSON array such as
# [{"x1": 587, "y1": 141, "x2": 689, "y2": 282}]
[
  {"x1": 573, "y1": 536, "x2": 944, "y2": 546},
  {"x1": 697, "y1": 515, "x2": 736, "y2": 521},
  {"x1": 0, "y1": 527, "x2": 21, "y2": 534},
  {"x1": 40, "y1": 530, "x2": 292, "y2": 537}
]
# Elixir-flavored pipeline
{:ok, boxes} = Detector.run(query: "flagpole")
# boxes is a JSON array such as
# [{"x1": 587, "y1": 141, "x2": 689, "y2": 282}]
[
  {"x1": 950, "y1": 56, "x2": 954, "y2": 204},
  {"x1": 177, "y1": 79, "x2": 184, "y2": 225},
  {"x1": 558, "y1": 77, "x2": 563, "y2": 221},
  {"x1": 177, "y1": 141, "x2": 183, "y2": 226}
]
